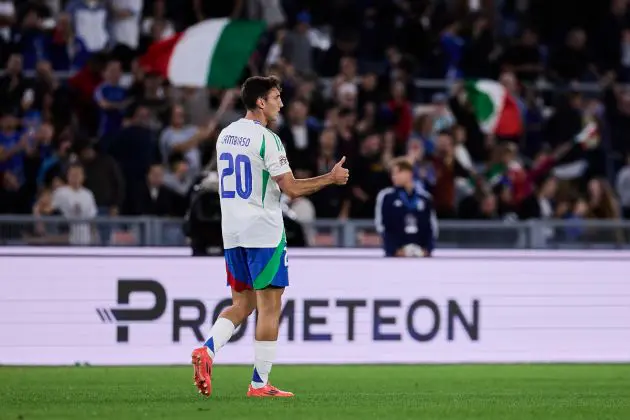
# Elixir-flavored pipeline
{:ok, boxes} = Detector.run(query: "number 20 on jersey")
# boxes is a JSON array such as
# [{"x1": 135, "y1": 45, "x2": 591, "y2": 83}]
[{"x1": 220, "y1": 152, "x2": 252, "y2": 199}]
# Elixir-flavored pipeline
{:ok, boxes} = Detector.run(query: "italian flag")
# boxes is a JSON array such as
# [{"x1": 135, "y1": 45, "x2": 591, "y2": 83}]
[
  {"x1": 464, "y1": 79, "x2": 523, "y2": 137},
  {"x1": 139, "y1": 19, "x2": 266, "y2": 88}
]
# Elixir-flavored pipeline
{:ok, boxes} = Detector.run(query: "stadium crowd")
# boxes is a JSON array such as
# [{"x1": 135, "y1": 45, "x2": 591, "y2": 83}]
[{"x1": 1, "y1": 0, "x2": 630, "y2": 246}]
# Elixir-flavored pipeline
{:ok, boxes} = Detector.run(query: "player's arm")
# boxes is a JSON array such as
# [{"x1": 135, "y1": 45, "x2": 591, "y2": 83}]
[
  {"x1": 263, "y1": 131, "x2": 349, "y2": 198},
  {"x1": 273, "y1": 157, "x2": 349, "y2": 199}
]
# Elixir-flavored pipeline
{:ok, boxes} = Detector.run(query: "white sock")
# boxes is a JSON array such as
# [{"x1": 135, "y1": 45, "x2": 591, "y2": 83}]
[
  {"x1": 203, "y1": 318, "x2": 235, "y2": 359},
  {"x1": 251, "y1": 340, "x2": 277, "y2": 389}
]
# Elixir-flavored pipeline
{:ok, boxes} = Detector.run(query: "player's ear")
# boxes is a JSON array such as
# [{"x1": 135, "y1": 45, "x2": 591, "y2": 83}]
[{"x1": 256, "y1": 97, "x2": 265, "y2": 110}]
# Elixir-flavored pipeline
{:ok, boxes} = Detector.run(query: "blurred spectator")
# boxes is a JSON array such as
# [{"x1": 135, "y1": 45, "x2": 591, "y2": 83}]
[
  {"x1": 13, "y1": 5, "x2": 47, "y2": 71},
  {"x1": 334, "y1": 107, "x2": 359, "y2": 163},
  {"x1": 410, "y1": 113, "x2": 435, "y2": 155},
  {"x1": 439, "y1": 18, "x2": 464, "y2": 80},
  {"x1": 558, "y1": 196, "x2": 590, "y2": 241},
  {"x1": 0, "y1": 54, "x2": 33, "y2": 114},
  {"x1": 549, "y1": 28, "x2": 597, "y2": 83},
  {"x1": 162, "y1": 151, "x2": 192, "y2": 216},
  {"x1": 501, "y1": 27, "x2": 544, "y2": 83},
  {"x1": 131, "y1": 163, "x2": 175, "y2": 216},
  {"x1": 65, "y1": 0, "x2": 109, "y2": 53},
  {"x1": 183, "y1": 171, "x2": 223, "y2": 256},
  {"x1": 37, "y1": 128, "x2": 71, "y2": 189},
  {"x1": 16, "y1": 0, "x2": 53, "y2": 22},
  {"x1": 375, "y1": 157, "x2": 437, "y2": 257},
  {"x1": 453, "y1": 125, "x2": 474, "y2": 172},
  {"x1": 406, "y1": 137, "x2": 436, "y2": 192},
  {"x1": 159, "y1": 104, "x2": 211, "y2": 180},
  {"x1": 278, "y1": 98, "x2": 317, "y2": 178},
  {"x1": 522, "y1": 88, "x2": 546, "y2": 157},
  {"x1": 519, "y1": 175, "x2": 558, "y2": 222},
  {"x1": 430, "y1": 93, "x2": 456, "y2": 138},
  {"x1": 587, "y1": 177, "x2": 621, "y2": 220},
  {"x1": 460, "y1": 13, "x2": 495, "y2": 79},
  {"x1": 309, "y1": 128, "x2": 343, "y2": 218},
  {"x1": 336, "y1": 81, "x2": 358, "y2": 111},
  {"x1": 431, "y1": 130, "x2": 470, "y2": 218},
  {"x1": 0, "y1": 111, "x2": 26, "y2": 186},
  {"x1": 246, "y1": 0, "x2": 285, "y2": 29},
  {"x1": 544, "y1": 91, "x2": 586, "y2": 168},
  {"x1": 616, "y1": 153, "x2": 630, "y2": 218},
  {"x1": 110, "y1": 0, "x2": 143, "y2": 60},
  {"x1": 357, "y1": 72, "x2": 379, "y2": 113},
  {"x1": 68, "y1": 53, "x2": 106, "y2": 134},
  {"x1": 0, "y1": 170, "x2": 30, "y2": 214},
  {"x1": 596, "y1": 0, "x2": 629, "y2": 74},
  {"x1": 141, "y1": 0, "x2": 174, "y2": 43},
  {"x1": 264, "y1": 27, "x2": 285, "y2": 71},
  {"x1": 282, "y1": 11, "x2": 313, "y2": 75},
  {"x1": 109, "y1": 103, "x2": 157, "y2": 214},
  {"x1": 586, "y1": 177, "x2": 624, "y2": 243},
  {"x1": 385, "y1": 80, "x2": 413, "y2": 147},
  {"x1": 51, "y1": 163, "x2": 98, "y2": 245},
  {"x1": 30, "y1": 60, "x2": 70, "y2": 126},
  {"x1": 459, "y1": 190, "x2": 499, "y2": 220},
  {"x1": 447, "y1": 82, "x2": 486, "y2": 162},
  {"x1": 29, "y1": 187, "x2": 68, "y2": 244},
  {"x1": 341, "y1": 132, "x2": 390, "y2": 219},
  {"x1": 48, "y1": 12, "x2": 89, "y2": 71},
  {"x1": 129, "y1": 70, "x2": 168, "y2": 127},
  {"x1": 23, "y1": 121, "x2": 54, "y2": 195},
  {"x1": 0, "y1": 1, "x2": 16, "y2": 66},
  {"x1": 94, "y1": 59, "x2": 130, "y2": 145},
  {"x1": 75, "y1": 138, "x2": 125, "y2": 217}
]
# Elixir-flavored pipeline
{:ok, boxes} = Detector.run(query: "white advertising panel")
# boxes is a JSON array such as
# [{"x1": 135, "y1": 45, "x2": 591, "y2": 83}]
[{"x1": 1, "y1": 248, "x2": 629, "y2": 365}]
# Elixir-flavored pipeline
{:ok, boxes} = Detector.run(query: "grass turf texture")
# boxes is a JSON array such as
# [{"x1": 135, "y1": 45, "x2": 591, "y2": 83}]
[{"x1": 1, "y1": 365, "x2": 629, "y2": 420}]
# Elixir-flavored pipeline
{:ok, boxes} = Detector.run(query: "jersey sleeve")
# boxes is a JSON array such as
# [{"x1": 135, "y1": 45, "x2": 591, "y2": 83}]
[{"x1": 262, "y1": 130, "x2": 291, "y2": 177}]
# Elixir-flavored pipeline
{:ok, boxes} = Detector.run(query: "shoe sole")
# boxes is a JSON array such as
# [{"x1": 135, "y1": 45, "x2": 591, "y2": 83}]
[
  {"x1": 192, "y1": 350, "x2": 212, "y2": 397},
  {"x1": 247, "y1": 394, "x2": 294, "y2": 398}
]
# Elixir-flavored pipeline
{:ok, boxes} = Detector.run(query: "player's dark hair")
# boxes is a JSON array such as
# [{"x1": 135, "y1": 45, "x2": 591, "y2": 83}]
[
  {"x1": 241, "y1": 76, "x2": 282, "y2": 111},
  {"x1": 390, "y1": 157, "x2": 413, "y2": 173}
]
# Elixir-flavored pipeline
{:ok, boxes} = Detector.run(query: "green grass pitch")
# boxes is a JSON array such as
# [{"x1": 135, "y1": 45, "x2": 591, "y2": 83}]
[{"x1": 1, "y1": 365, "x2": 629, "y2": 419}]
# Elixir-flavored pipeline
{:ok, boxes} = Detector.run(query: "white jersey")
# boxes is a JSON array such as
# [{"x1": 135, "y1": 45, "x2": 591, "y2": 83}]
[{"x1": 216, "y1": 118, "x2": 291, "y2": 248}]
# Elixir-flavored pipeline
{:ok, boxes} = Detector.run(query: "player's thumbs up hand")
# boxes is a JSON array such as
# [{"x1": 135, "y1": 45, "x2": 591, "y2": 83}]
[{"x1": 330, "y1": 156, "x2": 350, "y2": 185}]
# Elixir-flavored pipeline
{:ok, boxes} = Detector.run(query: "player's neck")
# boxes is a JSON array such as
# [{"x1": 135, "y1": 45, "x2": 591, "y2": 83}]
[
  {"x1": 403, "y1": 183, "x2": 414, "y2": 194},
  {"x1": 244, "y1": 110, "x2": 268, "y2": 127}
]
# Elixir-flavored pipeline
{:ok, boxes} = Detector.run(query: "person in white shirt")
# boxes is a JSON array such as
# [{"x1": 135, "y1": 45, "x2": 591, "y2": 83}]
[
  {"x1": 0, "y1": 0, "x2": 15, "y2": 43},
  {"x1": 191, "y1": 76, "x2": 349, "y2": 399},
  {"x1": 110, "y1": 0, "x2": 142, "y2": 50},
  {"x1": 51, "y1": 163, "x2": 97, "y2": 245},
  {"x1": 65, "y1": 0, "x2": 109, "y2": 53}
]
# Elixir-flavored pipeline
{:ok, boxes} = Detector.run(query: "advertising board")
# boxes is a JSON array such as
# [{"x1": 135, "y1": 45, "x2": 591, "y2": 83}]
[{"x1": 1, "y1": 248, "x2": 629, "y2": 365}]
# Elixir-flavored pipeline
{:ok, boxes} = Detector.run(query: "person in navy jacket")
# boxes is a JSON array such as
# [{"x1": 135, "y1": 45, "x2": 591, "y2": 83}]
[{"x1": 375, "y1": 157, "x2": 438, "y2": 257}]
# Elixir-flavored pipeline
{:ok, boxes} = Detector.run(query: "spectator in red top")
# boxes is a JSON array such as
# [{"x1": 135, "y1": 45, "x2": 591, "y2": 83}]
[
  {"x1": 387, "y1": 80, "x2": 413, "y2": 147},
  {"x1": 68, "y1": 53, "x2": 106, "y2": 136}
]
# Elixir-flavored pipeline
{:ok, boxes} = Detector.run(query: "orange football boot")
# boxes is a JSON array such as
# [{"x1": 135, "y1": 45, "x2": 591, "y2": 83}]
[
  {"x1": 247, "y1": 383, "x2": 294, "y2": 398},
  {"x1": 191, "y1": 347, "x2": 213, "y2": 397}
]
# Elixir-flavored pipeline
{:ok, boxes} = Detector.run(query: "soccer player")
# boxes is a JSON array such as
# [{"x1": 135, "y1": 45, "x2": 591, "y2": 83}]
[{"x1": 191, "y1": 76, "x2": 349, "y2": 398}]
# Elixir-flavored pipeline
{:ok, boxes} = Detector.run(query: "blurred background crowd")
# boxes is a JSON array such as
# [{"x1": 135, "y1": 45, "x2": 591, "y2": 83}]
[{"x1": 1, "y1": 0, "x2": 630, "y2": 247}]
